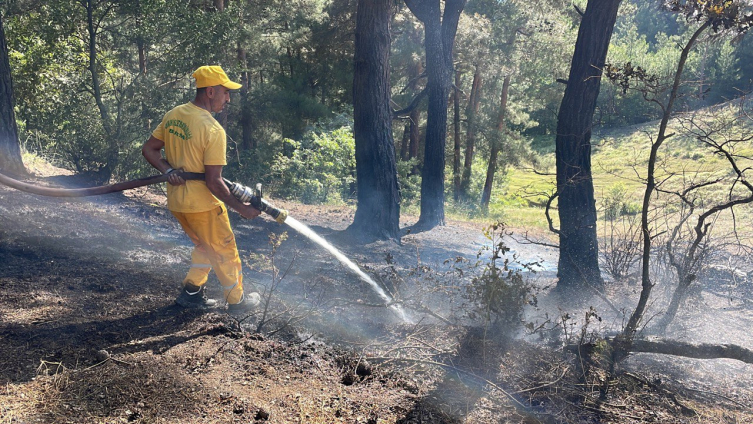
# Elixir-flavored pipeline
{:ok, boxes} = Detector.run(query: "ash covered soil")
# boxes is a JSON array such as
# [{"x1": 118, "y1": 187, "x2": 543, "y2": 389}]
[{"x1": 1, "y1": 165, "x2": 752, "y2": 423}]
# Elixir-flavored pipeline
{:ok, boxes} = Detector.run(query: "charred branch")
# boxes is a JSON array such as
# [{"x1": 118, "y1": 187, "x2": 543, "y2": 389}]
[
  {"x1": 630, "y1": 339, "x2": 753, "y2": 364},
  {"x1": 567, "y1": 338, "x2": 753, "y2": 364}
]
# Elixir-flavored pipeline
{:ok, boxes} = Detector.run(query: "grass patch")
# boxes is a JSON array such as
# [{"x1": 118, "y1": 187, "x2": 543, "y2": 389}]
[{"x1": 497, "y1": 102, "x2": 753, "y2": 232}]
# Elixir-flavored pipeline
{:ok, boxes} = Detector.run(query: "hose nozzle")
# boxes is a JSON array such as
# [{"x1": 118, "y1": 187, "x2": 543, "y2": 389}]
[{"x1": 224, "y1": 179, "x2": 288, "y2": 224}]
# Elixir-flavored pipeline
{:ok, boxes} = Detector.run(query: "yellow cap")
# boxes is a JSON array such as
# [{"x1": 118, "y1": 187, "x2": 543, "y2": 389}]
[{"x1": 192, "y1": 65, "x2": 242, "y2": 90}]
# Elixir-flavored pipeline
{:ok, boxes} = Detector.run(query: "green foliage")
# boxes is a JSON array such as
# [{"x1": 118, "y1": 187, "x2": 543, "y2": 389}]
[
  {"x1": 396, "y1": 158, "x2": 421, "y2": 205},
  {"x1": 602, "y1": 0, "x2": 753, "y2": 129},
  {"x1": 271, "y1": 117, "x2": 355, "y2": 204}
]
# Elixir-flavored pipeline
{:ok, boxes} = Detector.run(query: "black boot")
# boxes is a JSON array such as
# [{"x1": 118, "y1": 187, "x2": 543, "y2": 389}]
[
  {"x1": 175, "y1": 284, "x2": 217, "y2": 309},
  {"x1": 227, "y1": 292, "x2": 261, "y2": 314}
]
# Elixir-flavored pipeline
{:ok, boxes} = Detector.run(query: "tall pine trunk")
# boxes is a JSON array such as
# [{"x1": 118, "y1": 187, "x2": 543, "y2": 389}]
[
  {"x1": 406, "y1": 0, "x2": 466, "y2": 229},
  {"x1": 407, "y1": 58, "x2": 422, "y2": 175},
  {"x1": 400, "y1": 122, "x2": 410, "y2": 161},
  {"x1": 555, "y1": 0, "x2": 621, "y2": 289},
  {"x1": 349, "y1": 0, "x2": 400, "y2": 241},
  {"x1": 408, "y1": 105, "x2": 421, "y2": 175},
  {"x1": 85, "y1": 0, "x2": 119, "y2": 183},
  {"x1": 0, "y1": 11, "x2": 24, "y2": 174}
]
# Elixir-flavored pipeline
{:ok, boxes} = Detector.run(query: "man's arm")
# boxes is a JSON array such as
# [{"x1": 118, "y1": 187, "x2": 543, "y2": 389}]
[
  {"x1": 205, "y1": 165, "x2": 261, "y2": 220},
  {"x1": 141, "y1": 136, "x2": 185, "y2": 186}
]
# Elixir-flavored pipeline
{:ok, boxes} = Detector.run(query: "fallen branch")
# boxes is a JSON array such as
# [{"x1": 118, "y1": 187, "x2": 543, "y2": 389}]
[
  {"x1": 566, "y1": 338, "x2": 753, "y2": 364},
  {"x1": 629, "y1": 338, "x2": 753, "y2": 364}
]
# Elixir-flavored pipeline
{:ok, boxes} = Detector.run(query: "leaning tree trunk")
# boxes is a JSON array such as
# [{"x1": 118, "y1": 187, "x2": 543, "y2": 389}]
[
  {"x1": 555, "y1": 0, "x2": 621, "y2": 290},
  {"x1": 407, "y1": 0, "x2": 466, "y2": 229},
  {"x1": 480, "y1": 75, "x2": 511, "y2": 210},
  {"x1": 348, "y1": 0, "x2": 400, "y2": 241},
  {"x1": 85, "y1": 0, "x2": 120, "y2": 183},
  {"x1": 459, "y1": 67, "x2": 481, "y2": 200},
  {"x1": 0, "y1": 11, "x2": 24, "y2": 175}
]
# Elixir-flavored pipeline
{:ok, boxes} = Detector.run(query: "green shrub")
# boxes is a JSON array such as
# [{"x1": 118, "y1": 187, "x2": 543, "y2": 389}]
[
  {"x1": 270, "y1": 120, "x2": 356, "y2": 204},
  {"x1": 602, "y1": 183, "x2": 640, "y2": 220},
  {"x1": 466, "y1": 223, "x2": 536, "y2": 334}
]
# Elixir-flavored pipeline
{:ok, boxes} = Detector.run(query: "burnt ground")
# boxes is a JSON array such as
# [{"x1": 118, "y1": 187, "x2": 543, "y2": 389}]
[{"x1": 1, "y1": 164, "x2": 752, "y2": 423}]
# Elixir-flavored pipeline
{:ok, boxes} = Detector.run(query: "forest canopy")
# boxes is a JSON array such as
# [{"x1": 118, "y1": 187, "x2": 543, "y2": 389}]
[{"x1": 3, "y1": 0, "x2": 753, "y2": 210}]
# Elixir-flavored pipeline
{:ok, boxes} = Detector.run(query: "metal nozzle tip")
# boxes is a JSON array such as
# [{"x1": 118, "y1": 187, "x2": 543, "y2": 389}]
[{"x1": 275, "y1": 209, "x2": 288, "y2": 224}]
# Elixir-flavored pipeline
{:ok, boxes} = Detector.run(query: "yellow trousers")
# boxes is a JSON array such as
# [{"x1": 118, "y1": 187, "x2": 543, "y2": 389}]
[{"x1": 171, "y1": 205, "x2": 245, "y2": 304}]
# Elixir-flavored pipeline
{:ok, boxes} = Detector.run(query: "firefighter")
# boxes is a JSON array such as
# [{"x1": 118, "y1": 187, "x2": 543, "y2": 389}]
[{"x1": 142, "y1": 65, "x2": 260, "y2": 312}]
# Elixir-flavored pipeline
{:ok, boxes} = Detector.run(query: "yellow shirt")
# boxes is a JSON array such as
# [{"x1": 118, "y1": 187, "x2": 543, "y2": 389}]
[{"x1": 152, "y1": 102, "x2": 227, "y2": 213}]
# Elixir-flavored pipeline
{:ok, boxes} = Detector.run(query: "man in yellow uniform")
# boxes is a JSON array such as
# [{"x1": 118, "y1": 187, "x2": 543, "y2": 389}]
[{"x1": 142, "y1": 65, "x2": 261, "y2": 312}]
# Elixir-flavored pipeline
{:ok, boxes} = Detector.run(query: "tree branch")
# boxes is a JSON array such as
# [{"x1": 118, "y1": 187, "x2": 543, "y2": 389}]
[
  {"x1": 392, "y1": 88, "x2": 427, "y2": 117},
  {"x1": 630, "y1": 338, "x2": 753, "y2": 364}
]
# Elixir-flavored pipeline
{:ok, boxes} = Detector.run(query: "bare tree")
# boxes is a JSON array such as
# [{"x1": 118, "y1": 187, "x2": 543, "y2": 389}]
[
  {"x1": 653, "y1": 110, "x2": 753, "y2": 333},
  {"x1": 602, "y1": 1, "x2": 753, "y2": 357},
  {"x1": 622, "y1": 18, "x2": 713, "y2": 340}
]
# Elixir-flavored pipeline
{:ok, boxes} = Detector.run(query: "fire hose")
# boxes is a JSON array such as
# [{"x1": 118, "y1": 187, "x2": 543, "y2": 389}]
[{"x1": 0, "y1": 170, "x2": 288, "y2": 224}]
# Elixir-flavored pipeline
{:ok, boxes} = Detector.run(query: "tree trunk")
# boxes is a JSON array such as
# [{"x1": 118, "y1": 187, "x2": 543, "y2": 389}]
[
  {"x1": 480, "y1": 75, "x2": 510, "y2": 210},
  {"x1": 408, "y1": 105, "x2": 420, "y2": 175},
  {"x1": 348, "y1": 0, "x2": 400, "y2": 241},
  {"x1": 452, "y1": 70, "x2": 462, "y2": 202},
  {"x1": 400, "y1": 122, "x2": 410, "y2": 161},
  {"x1": 630, "y1": 339, "x2": 753, "y2": 364},
  {"x1": 407, "y1": 56, "x2": 422, "y2": 175},
  {"x1": 238, "y1": 46, "x2": 255, "y2": 150},
  {"x1": 555, "y1": 0, "x2": 621, "y2": 290},
  {"x1": 655, "y1": 277, "x2": 692, "y2": 334},
  {"x1": 0, "y1": 11, "x2": 24, "y2": 175},
  {"x1": 86, "y1": 0, "x2": 118, "y2": 183},
  {"x1": 137, "y1": 38, "x2": 146, "y2": 75},
  {"x1": 406, "y1": 0, "x2": 466, "y2": 229},
  {"x1": 403, "y1": 58, "x2": 422, "y2": 164},
  {"x1": 459, "y1": 67, "x2": 481, "y2": 199}
]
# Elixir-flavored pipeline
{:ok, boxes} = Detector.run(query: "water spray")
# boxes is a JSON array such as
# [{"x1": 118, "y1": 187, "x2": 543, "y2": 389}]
[{"x1": 224, "y1": 178, "x2": 410, "y2": 322}]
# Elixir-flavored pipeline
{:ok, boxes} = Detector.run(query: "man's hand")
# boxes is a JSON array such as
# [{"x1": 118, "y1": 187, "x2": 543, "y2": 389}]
[
  {"x1": 142, "y1": 136, "x2": 184, "y2": 185},
  {"x1": 166, "y1": 169, "x2": 186, "y2": 186},
  {"x1": 237, "y1": 203, "x2": 261, "y2": 220},
  {"x1": 204, "y1": 165, "x2": 262, "y2": 219}
]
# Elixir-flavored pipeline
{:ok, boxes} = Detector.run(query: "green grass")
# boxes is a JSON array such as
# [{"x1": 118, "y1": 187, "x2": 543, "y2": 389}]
[{"x1": 493, "y1": 101, "x2": 753, "y2": 233}]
